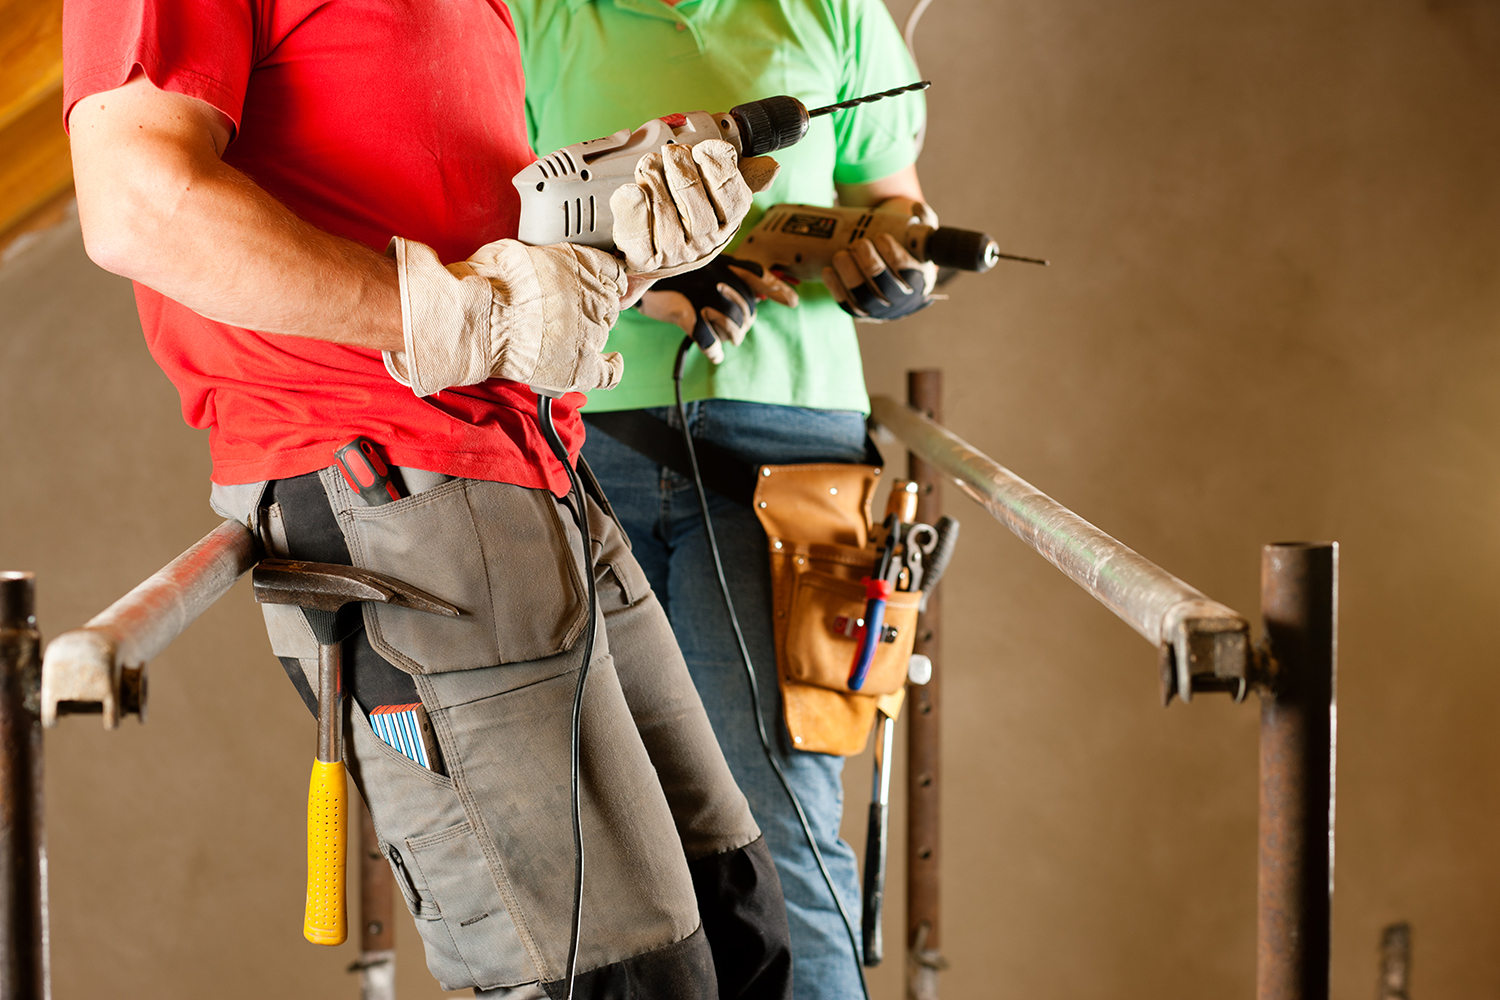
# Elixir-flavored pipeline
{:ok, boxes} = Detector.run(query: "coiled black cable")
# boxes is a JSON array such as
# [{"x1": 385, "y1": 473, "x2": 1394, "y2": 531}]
[
  {"x1": 534, "y1": 391, "x2": 599, "y2": 1000},
  {"x1": 671, "y1": 337, "x2": 872, "y2": 1000}
]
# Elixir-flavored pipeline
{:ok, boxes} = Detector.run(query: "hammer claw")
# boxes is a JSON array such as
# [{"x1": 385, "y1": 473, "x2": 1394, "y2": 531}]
[{"x1": 252, "y1": 559, "x2": 460, "y2": 618}]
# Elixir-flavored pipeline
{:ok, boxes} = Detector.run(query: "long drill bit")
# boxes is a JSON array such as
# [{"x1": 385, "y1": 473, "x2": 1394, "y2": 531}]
[{"x1": 807, "y1": 81, "x2": 932, "y2": 118}]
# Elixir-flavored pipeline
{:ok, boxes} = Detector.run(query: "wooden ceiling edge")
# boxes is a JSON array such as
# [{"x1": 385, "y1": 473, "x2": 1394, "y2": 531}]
[
  {"x1": 0, "y1": 71, "x2": 65, "y2": 135},
  {"x1": 0, "y1": 184, "x2": 77, "y2": 265}
]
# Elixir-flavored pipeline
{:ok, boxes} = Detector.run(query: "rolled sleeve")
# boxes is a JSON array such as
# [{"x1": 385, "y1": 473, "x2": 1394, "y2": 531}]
[
  {"x1": 63, "y1": 0, "x2": 254, "y2": 132},
  {"x1": 830, "y1": 0, "x2": 925, "y2": 186}
]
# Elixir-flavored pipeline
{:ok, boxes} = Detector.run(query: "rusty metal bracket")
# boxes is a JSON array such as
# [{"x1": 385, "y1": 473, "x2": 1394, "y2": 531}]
[{"x1": 41, "y1": 519, "x2": 259, "y2": 728}]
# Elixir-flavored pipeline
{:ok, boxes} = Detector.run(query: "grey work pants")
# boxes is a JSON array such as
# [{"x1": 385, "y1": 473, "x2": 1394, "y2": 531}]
[{"x1": 213, "y1": 465, "x2": 776, "y2": 995}]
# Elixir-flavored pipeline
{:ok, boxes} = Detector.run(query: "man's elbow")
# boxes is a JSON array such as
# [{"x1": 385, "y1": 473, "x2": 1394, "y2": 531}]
[
  {"x1": 77, "y1": 205, "x2": 140, "y2": 277},
  {"x1": 73, "y1": 141, "x2": 199, "y2": 280},
  {"x1": 75, "y1": 171, "x2": 157, "y2": 278}
]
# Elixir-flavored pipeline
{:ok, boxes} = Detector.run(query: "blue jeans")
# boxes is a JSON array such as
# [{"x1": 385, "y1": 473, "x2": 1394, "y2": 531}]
[{"x1": 583, "y1": 399, "x2": 870, "y2": 1000}]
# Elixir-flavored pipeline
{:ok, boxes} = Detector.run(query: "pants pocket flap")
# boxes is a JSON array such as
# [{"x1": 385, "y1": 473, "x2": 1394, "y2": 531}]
[{"x1": 338, "y1": 478, "x2": 587, "y2": 674}]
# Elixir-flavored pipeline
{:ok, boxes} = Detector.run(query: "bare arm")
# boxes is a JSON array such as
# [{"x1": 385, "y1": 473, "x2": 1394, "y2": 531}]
[
  {"x1": 69, "y1": 76, "x2": 403, "y2": 351},
  {"x1": 834, "y1": 163, "x2": 926, "y2": 209}
]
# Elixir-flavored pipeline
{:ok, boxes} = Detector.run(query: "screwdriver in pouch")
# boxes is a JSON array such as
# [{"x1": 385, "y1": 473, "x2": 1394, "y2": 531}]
[{"x1": 849, "y1": 481, "x2": 920, "y2": 691}]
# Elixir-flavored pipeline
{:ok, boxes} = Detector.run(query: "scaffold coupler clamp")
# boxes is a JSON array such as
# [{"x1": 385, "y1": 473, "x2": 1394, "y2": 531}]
[
  {"x1": 1157, "y1": 598, "x2": 1254, "y2": 706},
  {"x1": 39, "y1": 629, "x2": 147, "y2": 728},
  {"x1": 40, "y1": 518, "x2": 261, "y2": 728}
]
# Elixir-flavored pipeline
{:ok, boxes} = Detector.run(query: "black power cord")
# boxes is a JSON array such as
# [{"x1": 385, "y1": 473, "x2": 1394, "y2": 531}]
[
  {"x1": 671, "y1": 338, "x2": 872, "y2": 1000},
  {"x1": 534, "y1": 391, "x2": 600, "y2": 1000}
]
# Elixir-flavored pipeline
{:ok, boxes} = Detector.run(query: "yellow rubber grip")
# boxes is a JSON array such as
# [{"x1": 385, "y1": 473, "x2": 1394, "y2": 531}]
[{"x1": 303, "y1": 758, "x2": 347, "y2": 946}]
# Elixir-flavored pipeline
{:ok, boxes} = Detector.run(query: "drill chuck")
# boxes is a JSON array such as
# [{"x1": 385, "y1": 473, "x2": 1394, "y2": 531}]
[
  {"x1": 924, "y1": 227, "x2": 1002, "y2": 273},
  {"x1": 729, "y1": 95, "x2": 811, "y2": 157}
]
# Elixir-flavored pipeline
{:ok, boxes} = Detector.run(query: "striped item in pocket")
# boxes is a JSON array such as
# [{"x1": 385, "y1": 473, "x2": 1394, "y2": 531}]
[{"x1": 369, "y1": 703, "x2": 436, "y2": 769}]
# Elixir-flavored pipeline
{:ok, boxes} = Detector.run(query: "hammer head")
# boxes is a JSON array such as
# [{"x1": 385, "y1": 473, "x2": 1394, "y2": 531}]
[{"x1": 253, "y1": 559, "x2": 460, "y2": 619}]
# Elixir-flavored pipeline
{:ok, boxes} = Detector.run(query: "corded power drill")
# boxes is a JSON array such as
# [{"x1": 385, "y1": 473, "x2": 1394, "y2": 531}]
[
  {"x1": 512, "y1": 83, "x2": 931, "y2": 249},
  {"x1": 733, "y1": 202, "x2": 1044, "y2": 280}
]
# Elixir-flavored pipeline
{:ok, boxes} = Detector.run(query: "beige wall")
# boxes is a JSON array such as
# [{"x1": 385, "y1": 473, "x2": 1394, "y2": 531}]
[{"x1": 2, "y1": 0, "x2": 1498, "y2": 996}]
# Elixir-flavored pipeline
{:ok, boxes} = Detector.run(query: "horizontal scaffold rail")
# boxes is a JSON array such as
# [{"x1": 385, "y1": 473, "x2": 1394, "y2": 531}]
[
  {"x1": 40, "y1": 519, "x2": 258, "y2": 727},
  {"x1": 868, "y1": 395, "x2": 1251, "y2": 702}
]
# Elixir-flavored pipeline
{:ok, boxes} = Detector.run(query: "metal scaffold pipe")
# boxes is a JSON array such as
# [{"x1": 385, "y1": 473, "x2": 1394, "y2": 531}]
[
  {"x1": 1258, "y1": 543, "x2": 1337, "y2": 1000},
  {"x1": 0, "y1": 572, "x2": 47, "y2": 1000},
  {"x1": 40, "y1": 519, "x2": 258, "y2": 728},
  {"x1": 868, "y1": 395, "x2": 1251, "y2": 702},
  {"x1": 905, "y1": 372, "x2": 945, "y2": 1000}
]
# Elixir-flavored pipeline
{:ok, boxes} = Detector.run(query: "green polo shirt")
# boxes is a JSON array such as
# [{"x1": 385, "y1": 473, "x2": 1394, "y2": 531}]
[{"x1": 508, "y1": 0, "x2": 924, "y2": 414}]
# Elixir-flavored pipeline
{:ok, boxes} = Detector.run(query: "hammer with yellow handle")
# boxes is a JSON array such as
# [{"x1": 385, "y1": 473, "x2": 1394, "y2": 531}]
[{"x1": 253, "y1": 559, "x2": 459, "y2": 945}]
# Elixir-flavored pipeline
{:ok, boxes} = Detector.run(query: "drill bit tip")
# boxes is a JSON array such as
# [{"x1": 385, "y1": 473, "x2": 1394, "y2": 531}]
[{"x1": 807, "y1": 80, "x2": 932, "y2": 118}]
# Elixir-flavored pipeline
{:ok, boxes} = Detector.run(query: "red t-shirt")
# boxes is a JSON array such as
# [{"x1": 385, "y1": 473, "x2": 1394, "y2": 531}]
[{"x1": 62, "y1": 0, "x2": 584, "y2": 493}]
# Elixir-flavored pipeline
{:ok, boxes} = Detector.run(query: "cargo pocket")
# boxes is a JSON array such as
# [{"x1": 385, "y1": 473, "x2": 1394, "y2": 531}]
[
  {"x1": 392, "y1": 820, "x2": 534, "y2": 991},
  {"x1": 337, "y1": 478, "x2": 588, "y2": 674}
]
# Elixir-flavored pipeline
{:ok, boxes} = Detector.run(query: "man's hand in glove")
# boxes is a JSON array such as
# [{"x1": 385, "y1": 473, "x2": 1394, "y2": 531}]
[
  {"x1": 823, "y1": 198, "x2": 941, "y2": 322},
  {"x1": 611, "y1": 140, "x2": 779, "y2": 279},
  {"x1": 640, "y1": 256, "x2": 799, "y2": 363},
  {"x1": 383, "y1": 236, "x2": 628, "y2": 397}
]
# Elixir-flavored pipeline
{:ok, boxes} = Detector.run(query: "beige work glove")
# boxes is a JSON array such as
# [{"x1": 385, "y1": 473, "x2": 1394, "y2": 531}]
[
  {"x1": 639, "y1": 255, "x2": 798, "y2": 363},
  {"x1": 383, "y1": 237, "x2": 627, "y2": 397},
  {"x1": 609, "y1": 139, "x2": 779, "y2": 280},
  {"x1": 822, "y1": 199, "x2": 941, "y2": 322}
]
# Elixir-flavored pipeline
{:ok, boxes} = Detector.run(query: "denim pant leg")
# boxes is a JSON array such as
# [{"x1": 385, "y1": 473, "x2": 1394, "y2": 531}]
[{"x1": 582, "y1": 400, "x2": 871, "y2": 1000}]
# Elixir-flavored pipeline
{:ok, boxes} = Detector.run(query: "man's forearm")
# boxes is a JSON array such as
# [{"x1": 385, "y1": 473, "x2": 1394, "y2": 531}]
[
  {"x1": 70, "y1": 79, "x2": 403, "y2": 352},
  {"x1": 835, "y1": 163, "x2": 926, "y2": 210}
]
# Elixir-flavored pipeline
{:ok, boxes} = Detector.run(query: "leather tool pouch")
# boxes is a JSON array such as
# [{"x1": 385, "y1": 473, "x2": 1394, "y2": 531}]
[{"x1": 753, "y1": 464, "x2": 915, "y2": 756}]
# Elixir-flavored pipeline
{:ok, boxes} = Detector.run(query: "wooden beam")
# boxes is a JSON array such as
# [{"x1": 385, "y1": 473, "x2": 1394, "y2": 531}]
[
  {"x1": 0, "y1": 86, "x2": 71, "y2": 240},
  {"x1": 0, "y1": 0, "x2": 64, "y2": 130},
  {"x1": 0, "y1": 0, "x2": 70, "y2": 241}
]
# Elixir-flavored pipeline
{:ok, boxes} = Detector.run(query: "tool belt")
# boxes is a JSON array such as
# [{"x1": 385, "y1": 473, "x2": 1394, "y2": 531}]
[
  {"x1": 751, "y1": 464, "x2": 914, "y2": 755},
  {"x1": 586, "y1": 410, "x2": 915, "y2": 756}
]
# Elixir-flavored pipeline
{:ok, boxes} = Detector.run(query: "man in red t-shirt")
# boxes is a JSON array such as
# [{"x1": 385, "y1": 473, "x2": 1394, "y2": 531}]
[{"x1": 62, "y1": 0, "x2": 793, "y2": 996}]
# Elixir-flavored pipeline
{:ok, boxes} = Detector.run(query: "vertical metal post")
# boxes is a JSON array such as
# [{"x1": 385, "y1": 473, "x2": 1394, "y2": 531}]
[
  {"x1": 0, "y1": 572, "x2": 48, "y2": 1000},
  {"x1": 1257, "y1": 543, "x2": 1337, "y2": 1000},
  {"x1": 906, "y1": 371, "x2": 944, "y2": 1000},
  {"x1": 355, "y1": 797, "x2": 396, "y2": 1000}
]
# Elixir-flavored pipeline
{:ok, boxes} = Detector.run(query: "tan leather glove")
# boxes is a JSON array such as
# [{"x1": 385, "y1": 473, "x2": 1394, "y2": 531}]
[
  {"x1": 609, "y1": 140, "x2": 779, "y2": 279},
  {"x1": 822, "y1": 199, "x2": 941, "y2": 322},
  {"x1": 383, "y1": 237, "x2": 627, "y2": 397}
]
